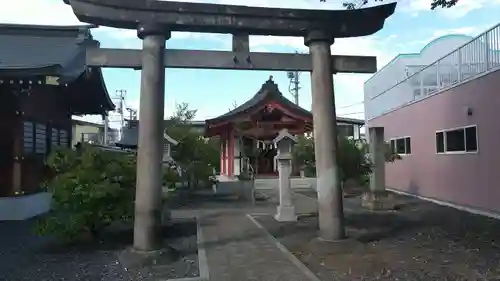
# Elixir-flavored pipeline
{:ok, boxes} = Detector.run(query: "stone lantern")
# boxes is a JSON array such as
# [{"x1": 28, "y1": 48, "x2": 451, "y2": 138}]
[{"x1": 273, "y1": 129, "x2": 298, "y2": 222}]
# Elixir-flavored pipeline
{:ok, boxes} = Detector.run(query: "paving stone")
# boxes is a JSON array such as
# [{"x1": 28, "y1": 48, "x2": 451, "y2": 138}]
[{"x1": 199, "y1": 210, "x2": 315, "y2": 281}]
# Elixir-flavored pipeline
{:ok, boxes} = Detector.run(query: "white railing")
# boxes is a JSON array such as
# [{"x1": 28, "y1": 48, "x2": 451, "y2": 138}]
[{"x1": 367, "y1": 23, "x2": 500, "y2": 120}]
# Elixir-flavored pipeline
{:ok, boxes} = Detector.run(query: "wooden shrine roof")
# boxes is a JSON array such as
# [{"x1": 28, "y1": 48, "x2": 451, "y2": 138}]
[
  {"x1": 206, "y1": 77, "x2": 313, "y2": 126},
  {"x1": 0, "y1": 23, "x2": 114, "y2": 114},
  {"x1": 205, "y1": 77, "x2": 365, "y2": 128}
]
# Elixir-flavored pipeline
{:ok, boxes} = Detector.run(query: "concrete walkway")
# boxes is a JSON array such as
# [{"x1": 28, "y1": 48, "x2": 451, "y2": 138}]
[{"x1": 198, "y1": 209, "x2": 318, "y2": 281}]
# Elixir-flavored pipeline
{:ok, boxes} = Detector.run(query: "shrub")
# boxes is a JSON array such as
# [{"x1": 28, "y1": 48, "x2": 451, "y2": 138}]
[
  {"x1": 337, "y1": 138, "x2": 372, "y2": 183},
  {"x1": 163, "y1": 165, "x2": 180, "y2": 189},
  {"x1": 293, "y1": 135, "x2": 316, "y2": 177},
  {"x1": 35, "y1": 144, "x2": 136, "y2": 242},
  {"x1": 293, "y1": 136, "x2": 400, "y2": 184}
]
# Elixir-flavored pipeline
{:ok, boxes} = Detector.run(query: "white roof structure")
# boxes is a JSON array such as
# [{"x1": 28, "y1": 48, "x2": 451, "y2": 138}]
[
  {"x1": 273, "y1": 129, "x2": 298, "y2": 145},
  {"x1": 164, "y1": 132, "x2": 178, "y2": 146}
]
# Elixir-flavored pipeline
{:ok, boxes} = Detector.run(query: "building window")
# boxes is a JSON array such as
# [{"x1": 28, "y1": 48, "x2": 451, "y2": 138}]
[
  {"x1": 35, "y1": 123, "x2": 47, "y2": 154},
  {"x1": 390, "y1": 137, "x2": 411, "y2": 155},
  {"x1": 23, "y1": 121, "x2": 34, "y2": 153},
  {"x1": 405, "y1": 137, "x2": 412, "y2": 154},
  {"x1": 436, "y1": 125, "x2": 477, "y2": 154},
  {"x1": 59, "y1": 130, "x2": 69, "y2": 147},
  {"x1": 51, "y1": 128, "x2": 59, "y2": 148},
  {"x1": 338, "y1": 125, "x2": 354, "y2": 138}
]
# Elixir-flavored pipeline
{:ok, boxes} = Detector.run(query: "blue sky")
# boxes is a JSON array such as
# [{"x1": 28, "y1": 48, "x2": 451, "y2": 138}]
[{"x1": 1, "y1": 0, "x2": 499, "y2": 126}]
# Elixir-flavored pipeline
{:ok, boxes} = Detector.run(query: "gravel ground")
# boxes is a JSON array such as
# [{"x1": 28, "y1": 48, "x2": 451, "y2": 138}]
[
  {"x1": 255, "y1": 193, "x2": 500, "y2": 281},
  {"x1": 0, "y1": 218, "x2": 199, "y2": 281}
]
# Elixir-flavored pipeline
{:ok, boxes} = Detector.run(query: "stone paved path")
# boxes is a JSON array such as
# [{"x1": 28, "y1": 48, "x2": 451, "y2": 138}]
[{"x1": 198, "y1": 210, "x2": 316, "y2": 281}]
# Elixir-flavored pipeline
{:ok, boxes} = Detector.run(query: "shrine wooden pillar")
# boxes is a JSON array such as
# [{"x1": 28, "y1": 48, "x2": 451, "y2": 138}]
[
  {"x1": 228, "y1": 128, "x2": 235, "y2": 177},
  {"x1": 222, "y1": 131, "x2": 229, "y2": 176},
  {"x1": 12, "y1": 113, "x2": 22, "y2": 195},
  {"x1": 0, "y1": 80, "x2": 17, "y2": 196},
  {"x1": 220, "y1": 134, "x2": 226, "y2": 175}
]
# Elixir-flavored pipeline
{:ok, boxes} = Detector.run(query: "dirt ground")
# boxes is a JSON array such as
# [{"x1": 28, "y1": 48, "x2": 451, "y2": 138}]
[{"x1": 255, "y1": 193, "x2": 500, "y2": 281}]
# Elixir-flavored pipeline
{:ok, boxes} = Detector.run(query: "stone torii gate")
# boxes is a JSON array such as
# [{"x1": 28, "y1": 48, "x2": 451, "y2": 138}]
[{"x1": 63, "y1": 0, "x2": 396, "y2": 251}]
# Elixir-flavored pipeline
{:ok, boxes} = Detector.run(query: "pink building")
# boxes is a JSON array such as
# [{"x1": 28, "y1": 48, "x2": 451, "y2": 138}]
[{"x1": 365, "y1": 23, "x2": 500, "y2": 218}]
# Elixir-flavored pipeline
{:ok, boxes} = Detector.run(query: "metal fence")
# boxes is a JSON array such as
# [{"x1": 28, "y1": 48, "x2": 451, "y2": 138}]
[{"x1": 367, "y1": 23, "x2": 500, "y2": 120}]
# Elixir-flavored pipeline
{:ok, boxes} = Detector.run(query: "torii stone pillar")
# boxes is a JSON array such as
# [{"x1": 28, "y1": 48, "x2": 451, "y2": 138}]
[
  {"x1": 133, "y1": 24, "x2": 170, "y2": 252},
  {"x1": 305, "y1": 30, "x2": 345, "y2": 241},
  {"x1": 361, "y1": 127, "x2": 396, "y2": 210},
  {"x1": 273, "y1": 129, "x2": 298, "y2": 222}
]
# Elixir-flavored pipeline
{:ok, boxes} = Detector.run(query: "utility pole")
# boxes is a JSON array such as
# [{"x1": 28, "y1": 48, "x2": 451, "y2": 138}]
[
  {"x1": 286, "y1": 51, "x2": 301, "y2": 106},
  {"x1": 102, "y1": 114, "x2": 109, "y2": 145},
  {"x1": 292, "y1": 71, "x2": 300, "y2": 105},
  {"x1": 115, "y1": 89, "x2": 127, "y2": 139}
]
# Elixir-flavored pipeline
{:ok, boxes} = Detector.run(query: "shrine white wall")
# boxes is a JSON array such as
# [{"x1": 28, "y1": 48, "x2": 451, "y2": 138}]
[{"x1": 233, "y1": 137, "x2": 241, "y2": 176}]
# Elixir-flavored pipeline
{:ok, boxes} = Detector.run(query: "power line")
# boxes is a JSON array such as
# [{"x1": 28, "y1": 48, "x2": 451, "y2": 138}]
[
  {"x1": 337, "y1": 101, "x2": 364, "y2": 109},
  {"x1": 338, "y1": 111, "x2": 364, "y2": 116}
]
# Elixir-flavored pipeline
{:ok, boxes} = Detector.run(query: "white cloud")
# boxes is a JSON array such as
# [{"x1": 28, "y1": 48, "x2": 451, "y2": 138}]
[
  {"x1": 405, "y1": 23, "x2": 495, "y2": 49},
  {"x1": 0, "y1": 0, "x2": 81, "y2": 26}
]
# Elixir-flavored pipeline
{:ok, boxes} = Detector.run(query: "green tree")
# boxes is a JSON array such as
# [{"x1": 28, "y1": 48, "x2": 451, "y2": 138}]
[
  {"x1": 170, "y1": 102, "x2": 197, "y2": 124},
  {"x1": 323, "y1": 0, "x2": 458, "y2": 10},
  {"x1": 293, "y1": 135, "x2": 316, "y2": 177},
  {"x1": 35, "y1": 144, "x2": 136, "y2": 241},
  {"x1": 166, "y1": 103, "x2": 220, "y2": 189}
]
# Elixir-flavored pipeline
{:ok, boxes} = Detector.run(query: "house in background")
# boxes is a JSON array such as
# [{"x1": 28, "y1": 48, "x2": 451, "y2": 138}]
[
  {"x1": 116, "y1": 119, "x2": 179, "y2": 165},
  {"x1": 365, "y1": 23, "x2": 500, "y2": 218},
  {"x1": 71, "y1": 119, "x2": 118, "y2": 147},
  {"x1": 336, "y1": 117, "x2": 364, "y2": 140},
  {"x1": 0, "y1": 24, "x2": 114, "y2": 220}
]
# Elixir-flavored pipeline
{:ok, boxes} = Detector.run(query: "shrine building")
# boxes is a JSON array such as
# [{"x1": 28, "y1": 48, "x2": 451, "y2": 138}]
[
  {"x1": 205, "y1": 77, "x2": 364, "y2": 180},
  {"x1": 0, "y1": 24, "x2": 114, "y2": 219}
]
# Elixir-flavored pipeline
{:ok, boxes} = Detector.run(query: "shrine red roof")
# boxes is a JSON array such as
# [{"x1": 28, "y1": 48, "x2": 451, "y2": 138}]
[{"x1": 205, "y1": 77, "x2": 312, "y2": 126}]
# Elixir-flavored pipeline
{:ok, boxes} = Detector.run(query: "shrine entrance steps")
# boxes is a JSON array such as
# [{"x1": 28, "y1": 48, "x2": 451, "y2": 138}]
[
  {"x1": 254, "y1": 177, "x2": 317, "y2": 192},
  {"x1": 214, "y1": 175, "x2": 317, "y2": 191}
]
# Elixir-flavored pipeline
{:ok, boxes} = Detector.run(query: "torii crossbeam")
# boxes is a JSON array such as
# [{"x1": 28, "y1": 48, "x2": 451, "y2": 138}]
[
  {"x1": 86, "y1": 48, "x2": 377, "y2": 73},
  {"x1": 64, "y1": 0, "x2": 397, "y2": 251}
]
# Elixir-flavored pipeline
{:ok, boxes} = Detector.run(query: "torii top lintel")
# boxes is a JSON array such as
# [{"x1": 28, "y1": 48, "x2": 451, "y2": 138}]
[{"x1": 63, "y1": 0, "x2": 396, "y2": 38}]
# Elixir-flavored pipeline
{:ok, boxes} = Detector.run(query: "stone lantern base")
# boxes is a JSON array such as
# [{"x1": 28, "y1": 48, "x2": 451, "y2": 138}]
[
  {"x1": 361, "y1": 191, "x2": 396, "y2": 211},
  {"x1": 275, "y1": 205, "x2": 297, "y2": 222}
]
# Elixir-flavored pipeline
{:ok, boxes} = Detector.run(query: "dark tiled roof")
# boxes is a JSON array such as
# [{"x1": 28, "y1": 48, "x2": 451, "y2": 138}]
[
  {"x1": 71, "y1": 119, "x2": 114, "y2": 131},
  {"x1": 0, "y1": 23, "x2": 115, "y2": 112},
  {"x1": 72, "y1": 119, "x2": 104, "y2": 128},
  {"x1": 206, "y1": 76, "x2": 312, "y2": 124},
  {"x1": 115, "y1": 126, "x2": 178, "y2": 149},
  {"x1": 337, "y1": 117, "x2": 365, "y2": 126},
  {"x1": 0, "y1": 24, "x2": 95, "y2": 81},
  {"x1": 205, "y1": 77, "x2": 365, "y2": 126}
]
